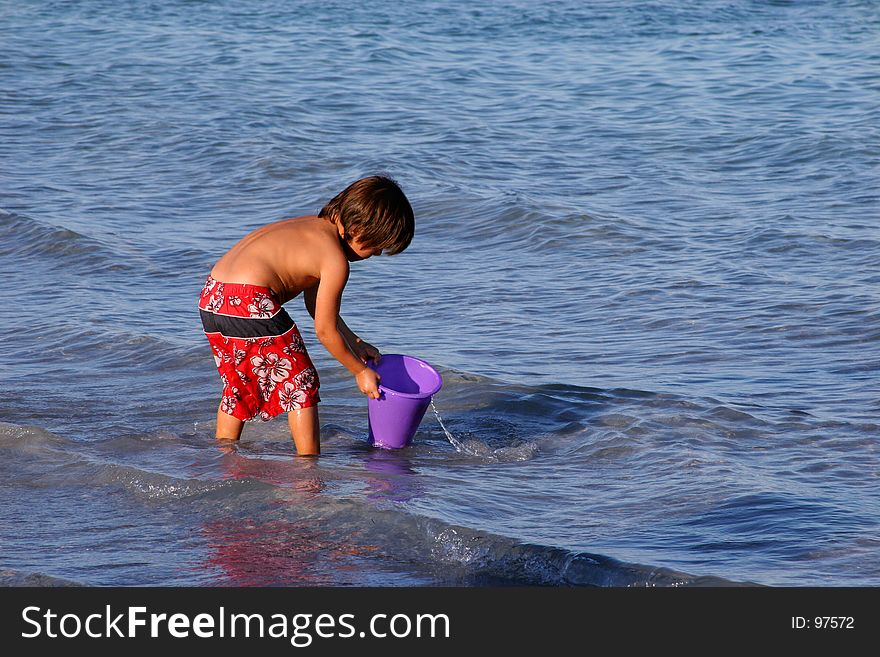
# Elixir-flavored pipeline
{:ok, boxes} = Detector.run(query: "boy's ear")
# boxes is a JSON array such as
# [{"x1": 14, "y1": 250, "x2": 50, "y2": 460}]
[{"x1": 334, "y1": 216, "x2": 347, "y2": 239}]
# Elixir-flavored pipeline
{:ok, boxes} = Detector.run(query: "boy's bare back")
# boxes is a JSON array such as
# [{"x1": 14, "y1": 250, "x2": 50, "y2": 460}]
[{"x1": 210, "y1": 215, "x2": 345, "y2": 305}]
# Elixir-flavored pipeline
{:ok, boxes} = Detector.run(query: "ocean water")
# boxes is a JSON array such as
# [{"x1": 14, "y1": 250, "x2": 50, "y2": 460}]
[{"x1": 1, "y1": 0, "x2": 878, "y2": 586}]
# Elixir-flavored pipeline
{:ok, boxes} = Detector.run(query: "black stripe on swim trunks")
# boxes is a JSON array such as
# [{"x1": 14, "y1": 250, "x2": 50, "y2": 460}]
[{"x1": 200, "y1": 308, "x2": 295, "y2": 338}]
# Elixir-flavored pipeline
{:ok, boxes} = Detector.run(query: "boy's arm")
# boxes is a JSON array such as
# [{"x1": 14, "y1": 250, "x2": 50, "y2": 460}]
[
  {"x1": 310, "y1": 260, "x2": 381, "y2": 399},
  {"x1": 336, "y1": 315, "x2": 382, "y2": 363},
  {"x1": 304, "y1": 285, "x2": 381, "y2": 363}
]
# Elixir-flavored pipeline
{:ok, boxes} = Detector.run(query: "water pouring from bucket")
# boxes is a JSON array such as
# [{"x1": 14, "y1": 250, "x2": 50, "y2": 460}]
[{"x1": 367, "y1": 354, "x2": 443, "y2": 449}]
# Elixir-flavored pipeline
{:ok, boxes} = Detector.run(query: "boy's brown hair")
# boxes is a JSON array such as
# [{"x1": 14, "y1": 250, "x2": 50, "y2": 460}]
[{"x1": 319, "y1": 176, "x2": 414, "y2": 255}]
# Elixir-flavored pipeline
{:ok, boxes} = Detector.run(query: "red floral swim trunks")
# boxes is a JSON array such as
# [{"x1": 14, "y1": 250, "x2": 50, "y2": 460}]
[{"x1": 199, "y1": 275, "x2": 320, "y2": 422}]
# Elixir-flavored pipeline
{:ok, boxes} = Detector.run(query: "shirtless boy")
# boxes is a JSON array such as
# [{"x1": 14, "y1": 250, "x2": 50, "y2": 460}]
[{"x1": 198, "y1": 176, "x2": 415, "y2": 455}]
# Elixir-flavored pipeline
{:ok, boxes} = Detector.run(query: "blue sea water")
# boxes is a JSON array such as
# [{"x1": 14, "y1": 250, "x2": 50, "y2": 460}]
[{"x1": 1, "y1": 0, "x2": 878, "y2": 586}]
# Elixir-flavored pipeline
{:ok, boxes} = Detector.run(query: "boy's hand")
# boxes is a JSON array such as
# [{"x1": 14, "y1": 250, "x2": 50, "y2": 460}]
[
  {"x1": 352, "y1": 337, "x2": 381, "y2": 365},
  {"x1": 355, "y1": 366, "x2": 382, "y2": 399}
]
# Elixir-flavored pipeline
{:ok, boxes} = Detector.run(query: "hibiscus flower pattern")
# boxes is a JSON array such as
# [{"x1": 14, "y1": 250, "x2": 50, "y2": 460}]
[
  {"x1": 248, "y1": 293, "x2": 276, "y2": 318},
  {"x1": 258, "y1": 376, "x2": 277, "y2": 402},
  {"x1": 206, "y1": 291, "x2": 224, "y2": 313},
  {"x1": 201, "y1": 277, "x2": 217, "y2": 298},
  {"x1": 221, "y1": 387, "x2": 240, "y2": 415},
  {"x1": 278, "y1": 381, "x2": 307, "y2": 412},
  {"x1": 201, "y1": 280, "x2": 226, "y2": 312},
  {"x1": 292, "y1": 367, "x2": 317, "y2": 391},
  {"x1": 278, "y1": 368, "x2": 319, "y2": 411},
  {"x1": 251, "y1": 352, "x2": 292, "y2": 402},
  {"x1": 283, "y1": 331, "x2": 306, "y2": 355},
  {"x1": 250, "y1": 352, "x2": 292, "y2": 383}
]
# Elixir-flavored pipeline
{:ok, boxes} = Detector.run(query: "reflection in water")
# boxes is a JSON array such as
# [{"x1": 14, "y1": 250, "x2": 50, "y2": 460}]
[
  {"x1": 216, "y1": 444, "x2": 325, "y2": 494},
  {"x1": 363, "y1": 449, "x2": 423, "y2": 504},
  {"x1": 198, "y1": 446, "x2": 378, "y2": 585},
  {"x1": 200, "y1": 517, "x2": 380, "y2": 586}
]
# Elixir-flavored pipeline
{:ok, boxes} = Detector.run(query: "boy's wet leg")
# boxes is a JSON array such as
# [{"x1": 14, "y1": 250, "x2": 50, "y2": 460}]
[
  {"x1": 216, "y1": 404, "x2": 244, "y2": 441},
  {"x1": 288, "y1": 406, "x2": 320, "y2": 456}
]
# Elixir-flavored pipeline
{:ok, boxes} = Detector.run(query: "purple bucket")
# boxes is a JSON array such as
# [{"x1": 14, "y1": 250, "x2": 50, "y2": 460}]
[{"x1": 367, "y1": 354, "x2": 443, "y2": 449}]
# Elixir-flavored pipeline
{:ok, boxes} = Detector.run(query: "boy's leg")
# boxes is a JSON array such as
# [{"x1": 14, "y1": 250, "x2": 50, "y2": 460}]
[
  {"x1": 216, "y1": 404, "x2": 244, "y2": 441},
  {"x1": 288, "y1": 406, "x2": 320, "y2": 456}
]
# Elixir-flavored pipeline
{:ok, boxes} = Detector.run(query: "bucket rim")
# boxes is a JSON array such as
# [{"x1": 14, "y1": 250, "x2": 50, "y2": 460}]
[{"x1": 370, "y1": 353, "x2": 443, "y2": 399}]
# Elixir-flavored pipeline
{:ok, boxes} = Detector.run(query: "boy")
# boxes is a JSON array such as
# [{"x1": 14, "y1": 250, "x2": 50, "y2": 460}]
[{"x1": 198, "y1": 176, "x2": 415, "y2": 455}]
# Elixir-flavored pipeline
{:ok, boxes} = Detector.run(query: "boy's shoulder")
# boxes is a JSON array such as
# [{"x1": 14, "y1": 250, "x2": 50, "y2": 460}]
[
  {"x1": 275, "y1": 215, "x2": 348, "y2": 274},
  {"x1": 267, "y1": 216, "x2": 342, "y2": 251}
]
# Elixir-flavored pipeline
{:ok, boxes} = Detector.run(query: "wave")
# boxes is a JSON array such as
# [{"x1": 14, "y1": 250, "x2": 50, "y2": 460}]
[
  {"x1": 0, "y1": 422, "x2": 264, "y2": 496},
  {"x1": 0, "y1": 568, "x2": 84, "y2": 587},
  {"x1": 0, "y1": 208, "x2": 135, "y2": 274},
  {"x1": 0, "y1": 422, "x2": 743, "y2": 587},
  {"x1": 392, "y1": 518, "x2": 742, "y2": 587}
]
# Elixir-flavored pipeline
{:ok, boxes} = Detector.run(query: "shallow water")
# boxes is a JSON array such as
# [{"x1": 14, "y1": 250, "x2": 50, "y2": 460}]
[{"x1": 1, "y1": 0, "x2": 878, "y2": 586}]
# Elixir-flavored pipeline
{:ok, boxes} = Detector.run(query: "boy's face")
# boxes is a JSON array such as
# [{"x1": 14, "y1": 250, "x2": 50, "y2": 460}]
[
  {"x1": 336, "y1": 220, "x2": 381, "y2": 261},
  {"x1": 344, "y1": 235, "x2": 382, "y2": 261}
]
